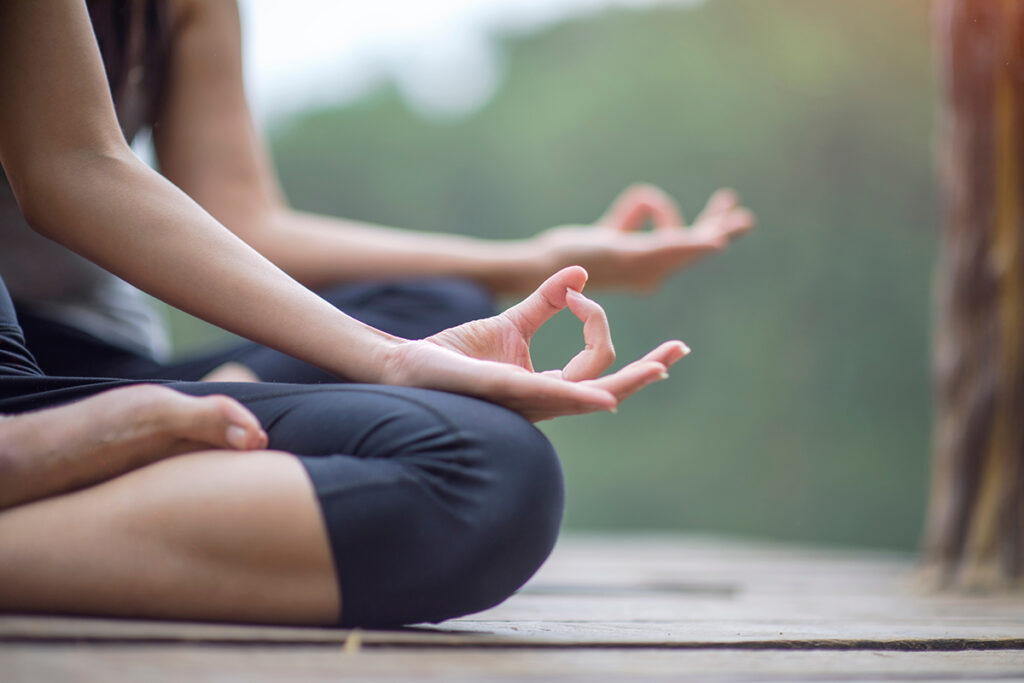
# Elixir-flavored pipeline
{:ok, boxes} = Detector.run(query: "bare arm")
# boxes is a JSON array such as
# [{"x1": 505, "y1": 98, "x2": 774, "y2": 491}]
[
  {"x1": 155, "y1": 0, "x2": 753, "y2": 297},
  {"x1": 154, "y1": 0, "x2": 538, "y2": 293},
  {"x1": 0, "y1": 0, "x2": 684, "y2": 420},
  {"x1": 0, "y1": 0, "x2": 396, "y2": 383}
]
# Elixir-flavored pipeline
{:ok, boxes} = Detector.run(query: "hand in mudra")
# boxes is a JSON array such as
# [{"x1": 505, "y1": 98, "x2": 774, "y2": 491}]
[
  {"x1": 382, "y1": 266, "x2": 689, "y2": 421},
  {"x1": 535, "y1": 184, "x2": 755, "y2": 293}
]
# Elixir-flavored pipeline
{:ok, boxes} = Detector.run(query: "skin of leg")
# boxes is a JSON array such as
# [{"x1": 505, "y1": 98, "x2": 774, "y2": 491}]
[
  {"x1": 0, "y1": 448, "x2": 339, "y2": 625},
  {"x1": 200, "y1": 362, "x2": 260, "y2": 383}
]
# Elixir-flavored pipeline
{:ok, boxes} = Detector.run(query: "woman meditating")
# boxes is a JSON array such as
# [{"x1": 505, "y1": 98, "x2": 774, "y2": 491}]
[
  {"x1": 0, "y1": 0, "x2": 702, "y2": 627},
  {"x1": 1, "y1": 0, "x2": 752, "y2": 385}
]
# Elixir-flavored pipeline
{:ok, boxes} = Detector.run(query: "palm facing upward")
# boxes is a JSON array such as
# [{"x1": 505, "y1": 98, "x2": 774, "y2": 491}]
[
  {"x1": 383, "y1": 266, "x2": 689, "y2": 421},
  {"x1": 534, "y1": 185, "x2": 755, "y2": 294}
]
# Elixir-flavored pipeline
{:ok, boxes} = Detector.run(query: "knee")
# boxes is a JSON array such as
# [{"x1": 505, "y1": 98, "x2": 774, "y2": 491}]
[
  {"x1": 419, "y1": 409, "x2": 565, "y2": 624},
  {"x1": 319, "y1": 391, "x2": 563, "y2": 628}
]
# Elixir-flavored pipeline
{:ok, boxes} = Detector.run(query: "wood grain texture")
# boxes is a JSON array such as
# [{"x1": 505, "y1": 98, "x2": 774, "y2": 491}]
[{"x1": 2, "y1": 536, "x2": 1023, "y2": 680}]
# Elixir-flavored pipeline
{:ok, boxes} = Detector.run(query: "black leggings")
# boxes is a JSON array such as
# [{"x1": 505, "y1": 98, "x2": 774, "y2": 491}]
[{"x1": 0, "y1": 279, "x2": 564, "y2": 627}]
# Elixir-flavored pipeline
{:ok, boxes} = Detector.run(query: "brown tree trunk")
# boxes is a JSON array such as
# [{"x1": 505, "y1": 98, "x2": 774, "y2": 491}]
[{"x1": 925, "y1": 0, "x2": 1024, "y2": 589}]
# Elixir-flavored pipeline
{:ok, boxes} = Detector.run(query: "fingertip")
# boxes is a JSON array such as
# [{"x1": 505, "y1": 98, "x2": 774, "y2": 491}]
[
  {"x1": 569, "y1": 265, "x2": 589, "y2": 288},
  {"x1": 592, "y1": 388, "x2": 618, "y2": 410},
  {"x1": 565, "y1": 286, "x2": 583, "y2": 312},
  {"x1": 225, "y1": 418, "x2": 267, "y2": 450},
  {"x1": 226, "y1": 425, "x2": 249, "y2": 450},
  {"x1": 564, "y1": 286, "x2": 600, "y2": 313},
  {"x1": 715, "y1": 187, "x2": 739, "y2": 202},
  {"x1": 664, "y1": 340, "x2": 691, "y2": 364},
  {"x1": 548, "y1": 265, "x2": 588, "y2": 295},
  {"x1": 214, "y1": 394, "x2": 262, "y2": 429},
  {"x1": 662, "y1": 339, "x2": 691, "y2": 355}
]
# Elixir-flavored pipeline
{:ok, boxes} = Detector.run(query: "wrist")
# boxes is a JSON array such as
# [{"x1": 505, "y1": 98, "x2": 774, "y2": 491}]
[
  {"x1": 301, "y1": 308, "x2": 409, "y2": 384},
  {"x1": 369, "y1": 335, "x2": 410, "y2": 386}
]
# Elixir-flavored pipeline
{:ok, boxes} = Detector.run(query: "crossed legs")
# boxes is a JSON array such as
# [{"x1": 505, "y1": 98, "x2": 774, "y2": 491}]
[
  {"x1": 0, "y1": 380, "x2": 564, "y2": 627},
  {"x1": 0, "y1": 445, "x2": 339, "y2": 624}
]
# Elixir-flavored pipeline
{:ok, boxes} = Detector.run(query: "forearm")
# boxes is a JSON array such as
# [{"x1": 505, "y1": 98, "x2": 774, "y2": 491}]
[
  {"x1": 0, "y1": 1, "x2": 399, "y2": 383},
  {"x1": 23, "y1": 149, "x2": 399, "y2": 381},
  {"x1": 233, "y1": 207, "x2": 549, "y2": 296},
  {"x1": 0, "y1": 409, "x2": 144, "y2": 509},
  {"x1": 147, "y1": 0, "x2": 546, "y2": 296}
]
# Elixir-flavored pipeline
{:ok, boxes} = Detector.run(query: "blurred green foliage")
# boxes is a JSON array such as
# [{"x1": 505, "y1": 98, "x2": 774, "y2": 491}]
[{"x1": 171, "y1": 0, "x2": 938, "y2": 549}]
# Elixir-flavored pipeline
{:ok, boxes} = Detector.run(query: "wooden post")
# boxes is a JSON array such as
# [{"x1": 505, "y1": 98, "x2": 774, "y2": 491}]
[{"x1": 925, "y1": 0, "x2": 1024, "y2": 589}]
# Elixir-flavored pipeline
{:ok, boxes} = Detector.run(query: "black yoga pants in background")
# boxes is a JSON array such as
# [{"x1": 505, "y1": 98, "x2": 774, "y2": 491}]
[
  {"x1": 0, "y1": 277, "x2": 564, "y2": 627},
  {"x1": 15, "y1": 278, "x2": 497, "y2": 382}
]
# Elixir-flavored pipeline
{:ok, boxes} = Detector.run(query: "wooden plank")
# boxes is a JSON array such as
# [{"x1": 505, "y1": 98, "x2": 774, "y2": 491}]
[
  {"x1": 1, "y1": 535, "x2": 1022, "y2": 652},
  {"x1": 4, "y1": 614, "x2": 1022, "y2": 650},
  {"x1": 5, "y1": 645, "x2": 1024, "y2": 682}
]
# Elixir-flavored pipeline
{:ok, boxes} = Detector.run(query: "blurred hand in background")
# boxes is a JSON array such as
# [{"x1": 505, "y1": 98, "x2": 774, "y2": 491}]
[{"x1": 532, "y1": 184, "x2": 755, "y2": 294}]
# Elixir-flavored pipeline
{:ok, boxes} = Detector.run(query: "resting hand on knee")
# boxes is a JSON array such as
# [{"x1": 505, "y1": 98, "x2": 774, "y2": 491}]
[{"x1": 380, "y1": 266, "x2": 690, "y2": 422}]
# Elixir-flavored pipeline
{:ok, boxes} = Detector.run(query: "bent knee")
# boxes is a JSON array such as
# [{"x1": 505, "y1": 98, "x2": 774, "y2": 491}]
[
  {"x1": 441, "y1": 421, "x2": 565, "y2": 619},
  {"x1": 334, "y1": 406, "x2": 564, "y2": 628},
  {"x1": 401, "y1": 413, "x2": 564, "y2": 625}
]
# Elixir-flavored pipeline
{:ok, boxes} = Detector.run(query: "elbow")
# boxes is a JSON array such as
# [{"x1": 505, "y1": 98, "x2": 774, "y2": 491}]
[
  {"x1": 12, "y1": 179, "x2": 55, "y2": 240},
  {"x1": 10, "y1": 144, "x2": 136, "y2": 241}
]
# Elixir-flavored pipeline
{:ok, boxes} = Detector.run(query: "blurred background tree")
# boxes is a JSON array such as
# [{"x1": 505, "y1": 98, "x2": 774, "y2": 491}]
[
  {"x1": 926, "y1": 0, "x2": 1024, "y2": 588},
  {"x1": 167, "y1": 0, "x2": 937, "y2": 550}
]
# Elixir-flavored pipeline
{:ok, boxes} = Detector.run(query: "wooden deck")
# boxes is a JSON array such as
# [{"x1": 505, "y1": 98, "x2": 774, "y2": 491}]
[{"x1": 3, "y1": 535, "x2": 1023, "y2": 681}]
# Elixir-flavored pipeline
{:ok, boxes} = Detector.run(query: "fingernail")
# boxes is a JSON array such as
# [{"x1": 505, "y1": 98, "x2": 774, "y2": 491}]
[
  {"x1": 608, "y1": 405, "x2": 618, "y2": 414},
  {"x1": 227, "y1": 425, "x2": 249, "y2": 449},
  {"x1": 659, "y1": 371, "x2": 670, "y2": 380},
  {"x1": 679, "y1": 342, "x2": 692, "y2": 355}
]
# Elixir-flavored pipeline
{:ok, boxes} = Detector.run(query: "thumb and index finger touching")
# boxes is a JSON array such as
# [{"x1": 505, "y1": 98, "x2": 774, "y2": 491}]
[
  {"x1": 600, "y1": 183, "x2": 685, "y2": 232},
  {"x1": 504, "y1": 265, "x2": 615, "y2": 379},
  {"x1": 504, "y1": 265, "x2": 590, "y2": 339},
  {"x1": 497, "y1": 265, "x2": 693, "y2": 418},
  {"x1": 505, "y1": 265, "x2": 663, "y2": 382},
  {"x1": 602, "y1": 184, "x2": 755, "y2": 242}
]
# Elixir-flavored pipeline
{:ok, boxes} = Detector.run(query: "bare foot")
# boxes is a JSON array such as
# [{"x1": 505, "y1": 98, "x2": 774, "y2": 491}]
[
  {"x1": 0, "y1": 385, "x2": 267, "y2": 509},
  {"x1": 201, "y1": 362, "x2": 260, "y2": 383}
]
